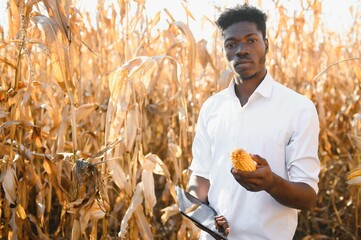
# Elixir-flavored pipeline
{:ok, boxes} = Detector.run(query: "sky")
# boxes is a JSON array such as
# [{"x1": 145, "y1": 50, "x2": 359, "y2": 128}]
[
  {"x1": 78, "y1": 0, "x2": 358, "y2": 40},
  {"x1": 141, "y1": 0, "x2": 359, "y2": 40},
  {"x1": 0, "y1": 0, "x2": 359, "y2": 40}
]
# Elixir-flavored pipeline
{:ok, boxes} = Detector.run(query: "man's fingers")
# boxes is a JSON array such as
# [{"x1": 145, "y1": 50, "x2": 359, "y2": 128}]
[
  {"x1": 214, "y1": 215, "x2": 231, "y2": 236},
  {"x1": 225, "y1": 227, "x2": 230, "y2": 236},
  {"x1": 216, "y1": 219, "x2": 227, "y2": 225},
  {"x1": 251, "y1": 154, "x2": 266, "y2": 165}
]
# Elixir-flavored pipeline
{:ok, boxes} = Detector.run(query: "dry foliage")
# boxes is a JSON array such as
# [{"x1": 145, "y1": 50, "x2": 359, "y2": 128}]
[{"x1": 0, "y1": 0, "x2": 361, "y2": 239}]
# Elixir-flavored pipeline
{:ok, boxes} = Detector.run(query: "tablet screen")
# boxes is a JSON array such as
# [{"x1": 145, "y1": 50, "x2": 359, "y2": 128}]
[{"x1": 176, "y1": 186, "x2": 227, "y2": 240}]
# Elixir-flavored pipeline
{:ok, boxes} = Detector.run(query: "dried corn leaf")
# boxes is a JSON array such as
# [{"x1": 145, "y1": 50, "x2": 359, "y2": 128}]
[
  {"x1": 177, "y1": 220, "x2": 187, "y2": 240},
  {"x1": 105, "y1": 56, "x2": 160, "y2": 190},
  {"x1": 0, "y1": 120, "x2": 42, "y2": 147},
  {"x1": 74, "y1": 103, "x2": 99, "y2": 122},
  {"x1": 168, "y1": 143, "x2": 182, "y2": 181},
  {"x1": 152, "y1": 156, "x2": 177, "y2": 202},
  {"x1": 28, "y1": 214, "x2": 50, "y2": 240},
  {"x1": 348, "y1": 134, "x2": 361, "y2": 151},
  {"x1": 40, "y1": 103, "x2": 58, "y2": 129},
  {"x1": 108, "y1": 56, "x2": 156, "y2": 106},
  {"x1": 67, "y1": 199, "x2": 84, "y2": 214},
  {"x1": 1, "y1": 166, "x2": 17, "y2": 206},
  {"x1": 106, "y1": 73, "x2": 131, "y2": 144},
  {"x1": 160, "y1": 204, "x2": 178, "y2": 224},
  {"x1": 178, "y1": 85, "x2": 190, "y2": 153},
  {"x1": 134, "y1": 206, "x2": 154, "y2": 240},
  {"x1": 129, "y1": 7, "x2": 142, "y2": 33},
  {"x1": 0, "y1": 55, "x2": 16, "y2": 69},
  {"x1": 163, "y1": 8, "x2": 176, "y2": 23},
  {"x1": 36, "y1": 192, "x2": 46, "y2": 226},
  {"x1": 24, "y1": 162, "x2": 42, "y2": 188},
  {"x1": 43, "y1": 83, "x2": 62, "y2": 124},
  {"x1": 151, "y1": 154, "x2": 170, "y2": 177},
  {"x1": 89, "y1": 138, "x2": 124, "y2": 159},
  {"x1": 178, "y1": 217, "x2": 200, "y2": 239},
  {"x1": 57, "y1": 105, "x2": 69, "y2": 152},
  {"x1": 168, "y1": 143, "x2": 182, "y2": 158},
  {"x1": 353, "y1": 64, "x2": 361, "y2": 82},
  {"x1": 78, "y1": 199, "x2": 106, "y2": 234},
  {"x1": 107, "y1": 158, "x2": 128, "y2": 190},
  {"x1": 147, "y1": 55, "x2": 181, "y2": 94},
  {"x1": 150, "y1": 11, "x2": 161, "y2": 26},
  {"x1": 43, "y1": 157, "x2": 70, "y2": 202},
  {"x1": 181, "y1": 2, "x2": 196, "y2": 21},
  {"x1": 117, "y1": 0, "x2": 127, "y2": 18},
  {"x1": 33, "y1": 14, "x2": 78, "y2": 105},
  {"x1": 125, "y1": 108, "x2": 138, "y2": 152},
  {"x1": 15, "y1": 142, "x2": 34, "y2": 161},
  {"x1": 71, "y1": 218, "x2": 81, "y2": 240},
  {"x1": 42, "y1": 0, "x2": 69, "y2": 37},
  {"x1": 172, "y1": 21, "x2": 196, "y2": 82},
  {"x1": 181, "y1": 169, "x2": 191, "y2": 188},
  {"x1": 16, "y1": 204, "x2": 27, "y2": 220},
  {"x1": 142, "y1": 169, "x2": 156, "y2": 215},
  {"x1": 0, "y1": 156, "x2": 9, "y2": 180},
  {"x1": 24, "y1": 1, "x2": 39, "y2": 25},
  {"x1": 136, "y1": 61, "x2": 157, "y2": 94},
  {"x1": 196, "y1": 39, "x2": 215, "y2": 70},
  {"x1": 118, "y1": 182, "x2": 143, "y2": 238},
  {"x1": 8, "y1": 0, "x2": 20, "y2": 39},
  {"x1": 133, "y1": 0, "x2": 145, "y2": 5},
  {"x1": 143, "y1": 153, "x2": 157, "y2": 171}
]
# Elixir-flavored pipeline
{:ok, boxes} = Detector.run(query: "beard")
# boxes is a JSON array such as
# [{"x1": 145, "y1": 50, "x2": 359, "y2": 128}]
[
  {"x1": 235, "y1": 53, "x2": 267, "y2": 81},
  {"x1": 239, "y1": 72, "x2": 259, "y2": 80}
]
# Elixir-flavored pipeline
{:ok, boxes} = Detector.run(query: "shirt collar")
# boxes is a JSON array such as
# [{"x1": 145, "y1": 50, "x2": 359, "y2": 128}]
[
  {"x1": 228, "y1": 71, "x2": 274, "y2": 99},
  {"x1": 254, "y1": 72, "x2": 273, "y2": 98}
]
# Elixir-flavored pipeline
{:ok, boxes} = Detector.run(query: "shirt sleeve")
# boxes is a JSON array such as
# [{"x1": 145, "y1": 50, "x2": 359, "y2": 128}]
[
  {"x1": 189, "y1": 103, "x2": 212, "y2": 179},
  {"x1": 286, "y1": 98, "x2": 320, "y2": 194}
]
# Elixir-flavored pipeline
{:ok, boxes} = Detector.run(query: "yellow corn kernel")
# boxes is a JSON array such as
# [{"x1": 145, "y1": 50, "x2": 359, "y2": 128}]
[
  {"x1": 230, "y1": 148, "x2": 256, "y2": 171},
  {"x1": 347, "y1": 169, "x2": 361, "y2": 181}
]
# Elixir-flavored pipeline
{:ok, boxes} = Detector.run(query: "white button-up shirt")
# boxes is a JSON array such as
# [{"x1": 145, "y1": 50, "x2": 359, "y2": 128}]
[{"x1": 189, "y1": 73, "x2": 320, "y2": 240}]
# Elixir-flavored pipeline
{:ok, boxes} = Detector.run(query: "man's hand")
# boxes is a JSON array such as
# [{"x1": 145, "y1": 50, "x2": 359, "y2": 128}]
[
  {"x1": 230, "y1": 154, "x2": 274, "y2": 192},
  {"x1": 231, "y1": 154, "x2": 317, "y2": 210},
  {"x1": 214, "y1": 215, "x2": 230, "y2": 236}
]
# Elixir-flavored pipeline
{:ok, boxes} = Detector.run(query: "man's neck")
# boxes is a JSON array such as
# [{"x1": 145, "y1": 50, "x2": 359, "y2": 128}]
[{"x1": 234, "y1": 70, "x2": 267, "y2": 106}]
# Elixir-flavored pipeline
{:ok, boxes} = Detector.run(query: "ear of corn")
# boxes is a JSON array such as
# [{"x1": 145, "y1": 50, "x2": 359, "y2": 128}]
[
  {"x1": 347, "y1": 169, "x2": 361, "y2": 181},
  {"x1": 346, "y1": 168, "x2": 361, "y2": 185},
  {"x1": 230, "y1": 148, "x2": 256, "y2": 172}
]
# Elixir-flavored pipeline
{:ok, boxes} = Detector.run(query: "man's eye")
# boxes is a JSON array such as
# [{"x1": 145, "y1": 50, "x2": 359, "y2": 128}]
[
  {"x1": 225, "y1": 43, "x2": 236, "y2": 48},
  {"x1": 248, "y1": 39, "x2": 257, "y2": 44}
]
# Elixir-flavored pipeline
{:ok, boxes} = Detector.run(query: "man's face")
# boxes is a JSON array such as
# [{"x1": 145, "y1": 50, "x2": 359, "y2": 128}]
[{"x1": 223, "y1": 21, "x2": 268, "y2": 81}]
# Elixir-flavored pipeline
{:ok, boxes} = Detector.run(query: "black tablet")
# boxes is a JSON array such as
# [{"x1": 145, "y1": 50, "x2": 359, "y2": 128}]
[{"x1": 176, "y1": 186, "x2": 227, "y2": 240}]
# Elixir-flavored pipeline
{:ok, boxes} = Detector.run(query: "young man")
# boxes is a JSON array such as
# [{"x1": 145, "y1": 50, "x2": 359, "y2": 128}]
[{"x1": 188, "y1": 4, "x2": 320, "y2": 239}]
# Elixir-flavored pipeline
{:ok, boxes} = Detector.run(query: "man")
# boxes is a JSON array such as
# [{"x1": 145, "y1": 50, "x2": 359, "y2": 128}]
[{"x1": 188, "y1": 4, "x2": 320, "y2": 240}]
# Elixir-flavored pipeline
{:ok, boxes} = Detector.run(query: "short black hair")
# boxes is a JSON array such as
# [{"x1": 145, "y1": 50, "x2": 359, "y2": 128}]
[{"x1": 215, "y1": 4, "x2": 267, "y2": 40}]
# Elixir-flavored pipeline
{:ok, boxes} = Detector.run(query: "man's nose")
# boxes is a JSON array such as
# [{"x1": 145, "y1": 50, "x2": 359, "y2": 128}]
[{"x1": 236, "y1": 43, "x2": 248, "y2": 55}]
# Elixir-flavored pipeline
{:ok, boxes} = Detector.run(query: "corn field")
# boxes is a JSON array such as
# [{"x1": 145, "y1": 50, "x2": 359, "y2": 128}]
[{"x1": 1, "y1": 0, "x2": 361, "y2": 239}]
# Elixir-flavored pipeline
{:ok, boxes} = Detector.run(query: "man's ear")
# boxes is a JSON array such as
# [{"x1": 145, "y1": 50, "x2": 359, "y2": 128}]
[{"x1": 264, "y1": 38, "x2": 269, "y2": 53}]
